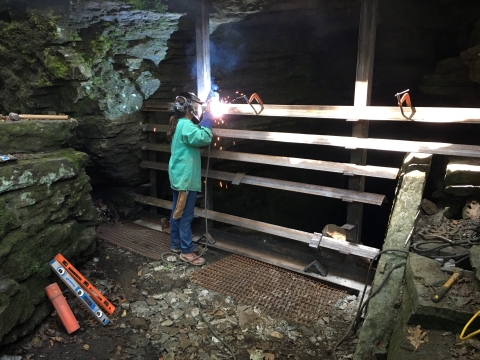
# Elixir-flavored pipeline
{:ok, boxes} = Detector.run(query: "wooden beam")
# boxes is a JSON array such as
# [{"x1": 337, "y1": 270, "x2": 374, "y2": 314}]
[
  {"x1": 142, "y1": 101, "x2": 480, "y2": 124},
  {"x1": 140, "y1": 161, "x2": 386, "y2": 205},
  {"x1": 134, "y1": 194, "x2": 380, "y2": 259},
  {"x1": 143, "y1": 143, "x2": 399, "y2": 179},
  {"x1": 348, "y1": 0, "x2": 378, "y2": 243},
  {"x1": 196, "y1": 0, "x2": 211, "y2": 102},
  {"x1": 142, "y1": 125, "x2": 480, "y2": 158}
]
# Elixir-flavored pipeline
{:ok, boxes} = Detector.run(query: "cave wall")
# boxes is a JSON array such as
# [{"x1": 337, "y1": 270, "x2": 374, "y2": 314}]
[
  {"x1": 0, "y1": 120, "x2": 97, "y2": 345},
  {"x1": 0, "y1": 0, "x2": 479, "y2": 245}
]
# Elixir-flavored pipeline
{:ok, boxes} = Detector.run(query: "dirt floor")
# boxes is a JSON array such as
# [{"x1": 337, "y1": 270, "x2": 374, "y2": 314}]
[
  {"x1": 1, "y1": 237, "x2": 480, "y2": 360},
  {"x1": 0, "y1": 239, "x2": 359, "y2": 360}
]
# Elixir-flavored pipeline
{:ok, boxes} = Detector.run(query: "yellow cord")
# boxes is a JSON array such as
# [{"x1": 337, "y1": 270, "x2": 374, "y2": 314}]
[{"x1": 460, "y1": 310, "x2": 480, "y2": 340}]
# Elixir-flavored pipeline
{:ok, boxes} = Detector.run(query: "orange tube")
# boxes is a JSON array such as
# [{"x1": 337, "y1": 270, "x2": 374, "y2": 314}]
[{"x1": 45, "y1": 283, "x2": 80, "y2": 334}]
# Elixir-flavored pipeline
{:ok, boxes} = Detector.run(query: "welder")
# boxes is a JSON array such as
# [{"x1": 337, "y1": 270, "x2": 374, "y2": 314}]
[{"x1": 166, "y1": 92, "x2": 214, "y2": 265}]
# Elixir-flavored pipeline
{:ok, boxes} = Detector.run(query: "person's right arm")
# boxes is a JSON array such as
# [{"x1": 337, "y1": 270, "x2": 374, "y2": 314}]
[{"x1": 181, "y1": 112, "x2": 213, "y2": 147}]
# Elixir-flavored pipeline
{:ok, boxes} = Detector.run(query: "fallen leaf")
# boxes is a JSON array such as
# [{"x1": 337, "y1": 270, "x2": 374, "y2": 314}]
[
  {"x1": 249, "y1": 349, "x2": 263, "y2": 360},
  {"x1": 83, "y1": 344, "x2": 90, "y2": 351},
  {"x1": 406, "y1": 325, "x2": 428, "y2": 350},
  {"x1": 264, "y1": 353, "x2": 275, "y2": 360},
  {"x1": 121, "y1": 310, "x2": 127, "y2": 317},
  {"x1": 106, "y1": 256, "x2": 110, "y2": 260},
  {"x1": 131, "y1": 279, "x2": 136, "y2": 284},
  {"x1": 51, "y1": 336, "x2": 64, "y2": 343},
  {"x1": 137, "y1": 270, "x2": 142, "y2": 277}
]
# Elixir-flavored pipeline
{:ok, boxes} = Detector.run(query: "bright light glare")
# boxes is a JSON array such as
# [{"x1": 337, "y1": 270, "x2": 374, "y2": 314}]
[{"x1": 210, "y1": 97, "x2": 227, "y2": 118}]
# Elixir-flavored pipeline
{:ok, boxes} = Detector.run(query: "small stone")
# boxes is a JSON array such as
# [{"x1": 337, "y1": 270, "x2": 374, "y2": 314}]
[
  {"x1": 170, "y1": 309, "x2": 184, "y2": 320},
  {"x1": 146, "y1": 298, "x2": 156, "y2": 306},
  {"x1": 421, "y1": 198, "x2": 438, "y2": 215},
  {"x1": 270, "y1": 331, "x2": 283, "y2": 339},
  {"x1": 161, "y1": 319, "x2": 173, "y2": 326},
  {"x1": 129, "y1": 317, "x2": 149, "y2": 330},
  {"x1": 159, "y1": 334, "x2": 171, "y2": 344}
]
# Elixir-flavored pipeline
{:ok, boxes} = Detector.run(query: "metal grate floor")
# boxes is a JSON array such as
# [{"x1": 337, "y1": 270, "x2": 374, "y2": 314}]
[
  {"x1": 190, "y1": 254, "x2": 347, "y2": 324},
  {"x1": 96, "y1": 223, "x2": 171, "y2": 260}
]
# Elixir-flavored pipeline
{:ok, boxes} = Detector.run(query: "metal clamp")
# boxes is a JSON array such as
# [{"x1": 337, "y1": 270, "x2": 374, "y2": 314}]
[
  {"x1": 395, "y1": 89, "x2": 416, "y2": 120},
  {"x1": 235, "y1": 93, "x2": 265, "y2": 115},
  {"x1": 232, "y1": 172, "x2": 245, "y2": 185},
  {"x1": 309, "y1": 232, "x2": 322, "y2": 249}
]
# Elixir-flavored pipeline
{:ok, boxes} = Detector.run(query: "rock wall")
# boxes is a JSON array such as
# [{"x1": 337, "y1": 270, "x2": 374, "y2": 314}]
[{"x1": 0, "y1": 120, "x2": 97, "y2": 344}]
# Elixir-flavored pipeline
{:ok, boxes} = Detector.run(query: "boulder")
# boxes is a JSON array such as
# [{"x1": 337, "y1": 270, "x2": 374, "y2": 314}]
[{"x1": 0, "y1": 120, "x2": 76, "y2": 154}]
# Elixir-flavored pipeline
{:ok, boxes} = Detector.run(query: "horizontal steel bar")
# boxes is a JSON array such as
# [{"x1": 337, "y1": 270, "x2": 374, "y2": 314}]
[
  {"x1": 143, "y1": 143, "x2": 399, "y2": 179},
  {"x1": 143, "y1": 124, "x2": 480, "y2": 158},
  {"x1": 134, "y1": 194, "x2": 380, "y2": 259},
  {"x1": 142, "y1": 101, "x2": 480, "y2": 123},
  {"x1": 140, "y1": 161, "x2": 385, "y2": 205}
]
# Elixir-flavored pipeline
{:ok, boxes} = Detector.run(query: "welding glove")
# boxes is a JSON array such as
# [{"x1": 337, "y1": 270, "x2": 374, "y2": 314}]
[
  {"x1": 173, "y1": 191, "x2": 188, "y2": 219},
  {"x1": 198, "y1": 111, "x2": 213, "y2": 130}
]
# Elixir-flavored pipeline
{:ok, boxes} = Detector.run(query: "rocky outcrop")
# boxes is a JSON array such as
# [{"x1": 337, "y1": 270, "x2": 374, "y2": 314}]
[
  {"x1": 354, "y1": 154, "x2": 431, "y2": 360},
  {"x1": 0, "y1": 121, "x2": 97, "y2": 344}
]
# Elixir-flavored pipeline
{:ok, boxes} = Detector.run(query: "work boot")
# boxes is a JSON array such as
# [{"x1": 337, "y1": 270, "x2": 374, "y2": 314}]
[{"x1": 180, "y1": 252, "x2": 205, "y2": 266}]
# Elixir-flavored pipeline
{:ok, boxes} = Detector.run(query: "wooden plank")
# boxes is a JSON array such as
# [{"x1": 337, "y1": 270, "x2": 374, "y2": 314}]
[
  {"x1": 143, "y1": 143, "x2": 399, "y2": 179},
  {"x1": 142, "y1": 101, "x2": 480, "y2": 124},
  {"x1": 18, "y1": 114, "x2": 69, "y2": 120},
  {"x1": 196, "y1": 0, "x2": 211, "y2": 102},
  {"x1": 148, "y1": 113, "x2": 158, "y2": 214},
  {"x1": 140, "y1": 161, "x2": 386, "y2": 205},
  {"x1": 142, "y1": 125, "x2": 480, "y2": 158},
  {"x1": 134, "y1": 194, "x2": 380, "y2": 259}
]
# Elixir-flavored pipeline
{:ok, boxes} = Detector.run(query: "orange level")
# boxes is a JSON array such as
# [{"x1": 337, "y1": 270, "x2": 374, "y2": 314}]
[{"x1": 54, "y1": 253, "x2": 115, "y2": 315}]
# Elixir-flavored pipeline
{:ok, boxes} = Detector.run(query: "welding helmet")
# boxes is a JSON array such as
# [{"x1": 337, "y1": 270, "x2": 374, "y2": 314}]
[{"x1": 173, "y1": 92, "x2": 202, "y2": 119}]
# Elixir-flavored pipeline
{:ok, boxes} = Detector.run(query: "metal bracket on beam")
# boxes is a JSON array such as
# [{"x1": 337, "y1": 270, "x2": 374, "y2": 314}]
[
  {"x1": 343, "y1": 172, "x2": 355, "y2": 176},
  {"x1": 309, "y1": 232, "x2": 322, "y2": 249},
  {"x1": 231, "y1": 172, "x2": 245, "y2": 185},
  {"x1": 303, "y1": 259, "x2": 328, "y2": 277},
  {"x1": 341, "y1": 223, "x2": 357, "y2": 243}
]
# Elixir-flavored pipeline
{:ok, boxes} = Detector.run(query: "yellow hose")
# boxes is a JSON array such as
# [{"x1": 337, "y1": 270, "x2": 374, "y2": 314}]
[{"x1": 460, "y1": 310, "x2": 480, "y2": 340}]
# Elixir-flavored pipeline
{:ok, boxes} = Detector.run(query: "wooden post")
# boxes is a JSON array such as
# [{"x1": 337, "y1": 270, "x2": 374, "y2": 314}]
[
  {"x1": 347, "y1": 0, "x2": 378, "y2": 243},
  {"x1": 196, "y1": 0, "x2": 213, "y2": 232},
  {"x1": 149, "y1": 113, "x2": 157, "y2": 214},
  {"x1": 196, "y1": 0, "x2": 211, "y2": 102}
]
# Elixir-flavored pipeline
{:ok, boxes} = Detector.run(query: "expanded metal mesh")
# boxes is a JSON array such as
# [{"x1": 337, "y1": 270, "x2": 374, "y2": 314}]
[
  {"x1": 96, "y1": 223, "x2": 171, "y2": 260},
  {"x1": 190, "y1": 254, "x2": 346, "y2": 324}
]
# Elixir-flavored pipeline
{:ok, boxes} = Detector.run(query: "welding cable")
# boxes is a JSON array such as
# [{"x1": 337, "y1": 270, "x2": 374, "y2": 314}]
[
  {"x1": 332, "y1": 249, "x2": 409, "y2": 360},
  {"x1": 412, "y1": 238, "x2": 471, "y2": 260}
]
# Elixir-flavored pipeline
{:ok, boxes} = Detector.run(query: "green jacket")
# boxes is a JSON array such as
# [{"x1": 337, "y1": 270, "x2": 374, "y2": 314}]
[{"x1": 168, "y1": 118, "x2": 213, "y2": 192}]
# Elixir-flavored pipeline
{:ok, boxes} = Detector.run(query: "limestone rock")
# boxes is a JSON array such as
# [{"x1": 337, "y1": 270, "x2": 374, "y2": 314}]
[
  {"x1": 322, "y1": 224, "x2": 346, "y2": 241},
  {"x1": 0, "y1": 120, "x2": 77, "y2": 154},
  {"x1": 445, "y1": 158, "x2": 480, "y2": 196},
  {"x1": 462, "y1": 199, "x2": 480, "y2": 220},
  {"x1": 421, "y1": 198, "x2": 438, "y2": 215},
  {"x1": 470, "y1": 245, "x2": 480, "y2": 281},
  {"x1": 405, "y1": 253, "x2": 478, "y2": 331}
]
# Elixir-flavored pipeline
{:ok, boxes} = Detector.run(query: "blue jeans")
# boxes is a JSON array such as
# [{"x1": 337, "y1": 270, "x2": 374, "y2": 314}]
[{"x1": 170, "y1": 190, "x2": 197, "y2": 254}]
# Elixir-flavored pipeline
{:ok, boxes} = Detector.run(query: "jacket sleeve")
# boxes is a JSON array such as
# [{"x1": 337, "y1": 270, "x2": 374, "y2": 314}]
[{"x1": 181, "y1": 120, "x2": 213, "y2": 147}]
